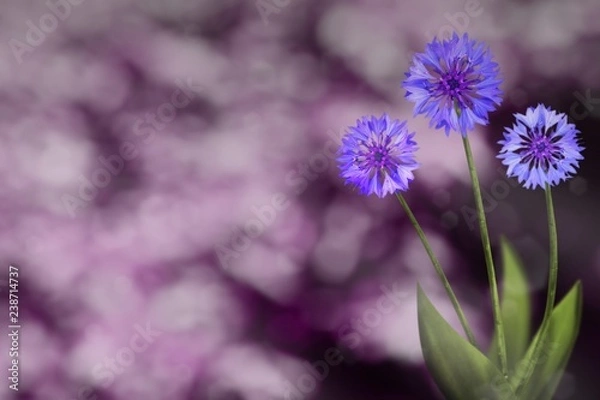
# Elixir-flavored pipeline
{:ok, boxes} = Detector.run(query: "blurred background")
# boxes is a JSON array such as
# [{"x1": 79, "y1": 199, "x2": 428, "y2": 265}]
[{"x1": 0, "y1": 0, "x2": 599, "y2": 399}]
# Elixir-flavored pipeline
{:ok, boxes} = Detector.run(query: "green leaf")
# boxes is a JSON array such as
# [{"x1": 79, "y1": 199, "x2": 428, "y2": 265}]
[
  {"x1": 488, "y1": 238, "x2": 531, "y2": 372},
  {"x1": 511, "y1": 281, "x2": 583, "y2": 400},
  {"x1": 417, "y1": 285, "x2": 517, "y2": 400}
]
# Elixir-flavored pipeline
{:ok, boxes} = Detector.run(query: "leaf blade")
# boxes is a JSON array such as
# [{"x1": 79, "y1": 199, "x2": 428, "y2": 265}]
[
  {"x1": 417, "y1": 285, "x2": 517, "y2": 400},
  {"x1": 512, "y1": 281, "x2": 583, "y2": 400},
  {"x1": 489, "y1": 238, "x2": 531, "y2": 372}
]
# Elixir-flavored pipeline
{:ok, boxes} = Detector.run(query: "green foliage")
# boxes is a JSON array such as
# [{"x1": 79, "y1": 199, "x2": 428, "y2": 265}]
[
  {"x1": 417, "y1": 285, "x2": 517, "y2": 400},
  {"x1": 488, "y1": 238, "x2": 531, "y2": 372}
]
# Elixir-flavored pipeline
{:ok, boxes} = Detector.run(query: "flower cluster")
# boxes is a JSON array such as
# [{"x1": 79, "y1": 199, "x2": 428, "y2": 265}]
[
  {"x1": 337, "y1": 33, "x2": 584, "y2": 195},
  {"x1": 335, "y1": 31, "x2": 587, "y2": 400}
]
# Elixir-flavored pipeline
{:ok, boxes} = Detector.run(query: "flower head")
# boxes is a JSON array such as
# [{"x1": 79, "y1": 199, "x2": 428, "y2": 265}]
[
  {"x1": 337, "y1": 114, "x2": 419, "y2": 197},
  {"x1": 497, "y1": 104, "x2": 584, "y2": 190},
  {"x1": 402, "y1": 33, "x2": 502, "y2": 136}
]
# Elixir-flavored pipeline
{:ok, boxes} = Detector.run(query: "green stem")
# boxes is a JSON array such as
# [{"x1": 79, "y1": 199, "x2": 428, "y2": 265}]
[
  {"x1": 542, "y1": 184, "x2": 559, "y2": 337},
  {"x1": 461, "y1": 136, "x2": 508, "y2": 377},
  {"x1": 517, "y1": 184, "x2": 558, "y2": 394},
  {"x1": 395, "y1": 192, "x2": 479, "y2": 348}
]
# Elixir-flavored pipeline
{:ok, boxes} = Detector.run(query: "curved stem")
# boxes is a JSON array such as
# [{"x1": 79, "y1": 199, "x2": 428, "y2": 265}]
[
  {"x1": 395, "y1": 192, "x2": 479, "y2": 348},
  {"x1": 517, "y1": 184, "x2": 558, "y2": 393},
  {"x1": 461, "y1": 136, "x2": 508, "y2": 376}
]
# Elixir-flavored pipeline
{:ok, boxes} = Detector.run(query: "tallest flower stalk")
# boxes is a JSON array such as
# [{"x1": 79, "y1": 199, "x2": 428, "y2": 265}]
[
  {"x1": 462, "y1": 136, "x2": 508, "y2": 377},
  {"x1": 404, "y1": 33, "x2": 508, "y2": 376}
]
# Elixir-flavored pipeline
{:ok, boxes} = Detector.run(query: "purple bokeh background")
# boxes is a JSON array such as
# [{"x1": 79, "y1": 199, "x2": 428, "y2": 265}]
[{"x1": 1, "y1": 0, "x2": 599, "y2": 399}]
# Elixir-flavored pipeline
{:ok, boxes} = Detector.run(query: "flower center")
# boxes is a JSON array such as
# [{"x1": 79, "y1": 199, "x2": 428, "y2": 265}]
[
  {"x1": 439, "y1": 72, "x2": 469, "y2": 102},
  {"x1": 426, "y1": 56, "x2": 481, "y2": 107},
  {"x1": 533, "y1": 139, "x2": 550, "y2": 155},
  {"x1": 521, "y1": 130, "x2": 565, "y2": 171},
  {"x1": 364, "y1": 144, "x2": 392, "y2": 170},
  {"x1": 446, "y1": 77, "x2": 460, "y2": 90}
]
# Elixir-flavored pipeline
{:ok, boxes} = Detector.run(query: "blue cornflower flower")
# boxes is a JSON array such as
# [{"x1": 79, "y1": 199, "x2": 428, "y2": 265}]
[
  {"x1": 497, "y1": 104, "x2": 584, "y2": 190},
  {"x1": 402, "y1": 33, "x2": 503, "y2": 136},
  {"x1": 337, "y1": 114, "x2": 419, "y2": 197}
]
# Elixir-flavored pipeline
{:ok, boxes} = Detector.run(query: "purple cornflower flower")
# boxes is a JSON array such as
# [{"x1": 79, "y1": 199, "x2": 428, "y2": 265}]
[
  {"x1": 497, "y1": 104, "x2": 584, "y2": 190},
  {"x1": 402, "y1": 33, "x2": 502, "y2": 136},
  {"x1": 337, "y1": 114, "x2": 419, "y2": 197}
]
